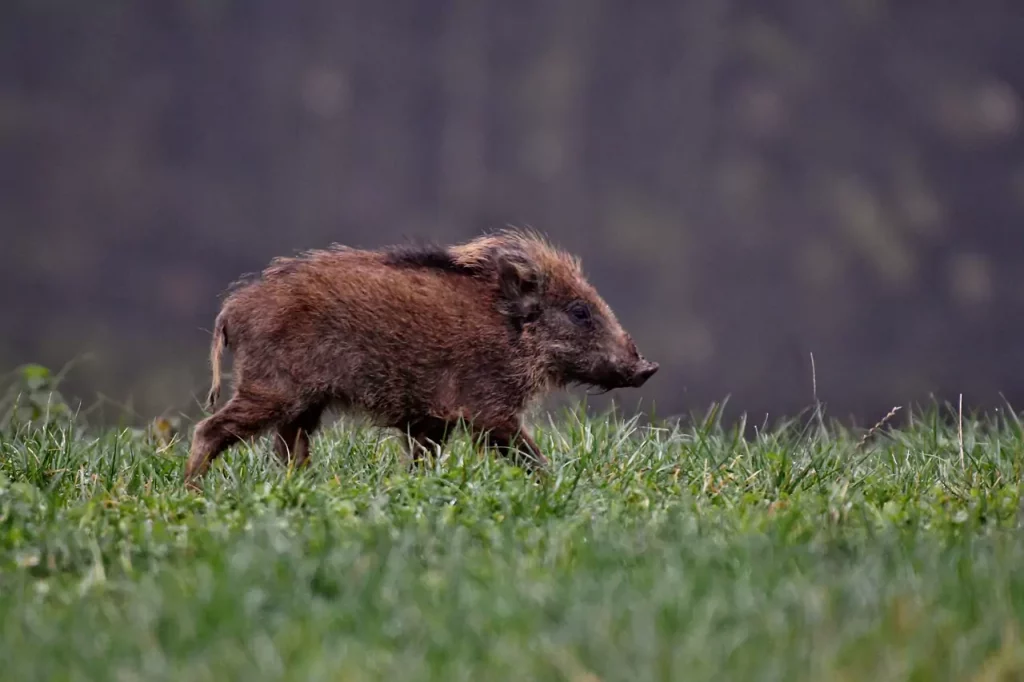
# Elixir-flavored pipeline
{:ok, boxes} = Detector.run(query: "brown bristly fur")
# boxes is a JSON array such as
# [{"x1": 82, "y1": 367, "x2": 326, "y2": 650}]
[{"x1": 184, "y1": 228, "x2": 658, "y2": 489}]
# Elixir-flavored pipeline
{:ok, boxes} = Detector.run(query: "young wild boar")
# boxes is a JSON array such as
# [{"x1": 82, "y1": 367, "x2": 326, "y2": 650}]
[{"x1": 185, "y1": 228, "x2": 658, "y2": 488}]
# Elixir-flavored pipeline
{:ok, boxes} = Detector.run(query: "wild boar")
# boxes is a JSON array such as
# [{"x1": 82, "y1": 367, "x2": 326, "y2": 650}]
[{"x1": 184, "y1": 228, "x2": 658, "y2": 488}]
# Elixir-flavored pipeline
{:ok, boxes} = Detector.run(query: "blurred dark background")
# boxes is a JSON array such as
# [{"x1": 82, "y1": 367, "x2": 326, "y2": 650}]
[{"x1": 3, "y1": 1, "x2": 1024, "y2": 426}]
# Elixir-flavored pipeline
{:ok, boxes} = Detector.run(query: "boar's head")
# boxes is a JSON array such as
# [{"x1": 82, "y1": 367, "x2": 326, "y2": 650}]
[{"x1": 457, "y1": 229, "x2": 659, "y2": 392}]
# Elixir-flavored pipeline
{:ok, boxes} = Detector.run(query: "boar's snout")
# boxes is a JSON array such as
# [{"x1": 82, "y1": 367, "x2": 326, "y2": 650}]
[
  {"x1": 586, "y1": 335, "x2": 659, "y2": 391},
  {"x1": 629, "y1": 359, "x2": 659, "y2": 387},
  {"x1": 616, "y1": 334, "x2": 659, "y2": 389}
]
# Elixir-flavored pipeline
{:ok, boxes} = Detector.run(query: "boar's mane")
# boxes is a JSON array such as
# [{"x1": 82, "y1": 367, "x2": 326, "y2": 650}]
[{"x1": 380, "y1": 242, "x2": 477, "y2": 275}]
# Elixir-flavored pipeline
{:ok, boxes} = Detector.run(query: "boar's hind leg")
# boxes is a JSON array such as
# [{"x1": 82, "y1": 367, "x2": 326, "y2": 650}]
[
  {"x1": 403, "y1": 416, "x2": 453, "y2": 470},
  {"x1": 476, "y1": 421, "x2": 548, "y2": 476},
  {"x1": 274, "y1": 403, "x2": 326, "y2": 468},
  {"x1": 185, "y1": 389, "x2": 294, "y2": 486}
]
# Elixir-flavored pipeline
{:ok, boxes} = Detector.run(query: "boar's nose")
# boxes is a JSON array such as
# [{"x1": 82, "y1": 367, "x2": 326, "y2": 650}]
[{"x1": 631, "y1": 360, "x2": 659, "y2": 387}]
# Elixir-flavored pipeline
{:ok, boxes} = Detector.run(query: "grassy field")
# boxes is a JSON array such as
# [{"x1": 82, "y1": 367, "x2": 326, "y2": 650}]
[{"x1": 3, "y1": 397, "x2": 1024, "y2": 681}]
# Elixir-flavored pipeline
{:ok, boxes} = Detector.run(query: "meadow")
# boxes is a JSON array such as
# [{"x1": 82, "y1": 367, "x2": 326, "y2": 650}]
[{"x1": 3, "y1": 386, "x2": 1024, "y2": 681}]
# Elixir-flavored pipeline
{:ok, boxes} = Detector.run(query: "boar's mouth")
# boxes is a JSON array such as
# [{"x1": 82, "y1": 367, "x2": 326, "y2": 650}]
[{"x1": 571, "y1": 359, "x2": 659, "y2": 392}]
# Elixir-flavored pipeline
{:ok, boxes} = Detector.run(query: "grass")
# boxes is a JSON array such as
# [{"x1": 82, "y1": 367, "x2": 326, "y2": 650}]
[{"x1": 2, "y1": 398, "x2": 1024, "y2": 681}]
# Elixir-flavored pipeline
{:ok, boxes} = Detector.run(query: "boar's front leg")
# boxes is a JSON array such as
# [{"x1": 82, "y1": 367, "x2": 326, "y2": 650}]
[{"x1": 477, "y1": 420, "x2": 549, "y2": 476}]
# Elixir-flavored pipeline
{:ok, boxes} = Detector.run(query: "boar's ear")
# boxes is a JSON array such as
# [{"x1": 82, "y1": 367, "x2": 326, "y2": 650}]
[{"x1": 495, "y1": 251, "x2": 543, "y2": 325}]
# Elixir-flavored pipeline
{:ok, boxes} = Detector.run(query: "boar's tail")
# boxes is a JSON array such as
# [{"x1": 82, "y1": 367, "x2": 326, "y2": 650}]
[{"x1": 204, "y1": 313, "x2": 229, "y2": 411}]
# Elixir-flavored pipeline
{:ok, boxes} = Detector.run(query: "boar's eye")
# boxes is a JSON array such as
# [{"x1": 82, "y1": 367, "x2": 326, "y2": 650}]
[{"x1": 567, "y1": 301, "x2": 592, "y2": 326}]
